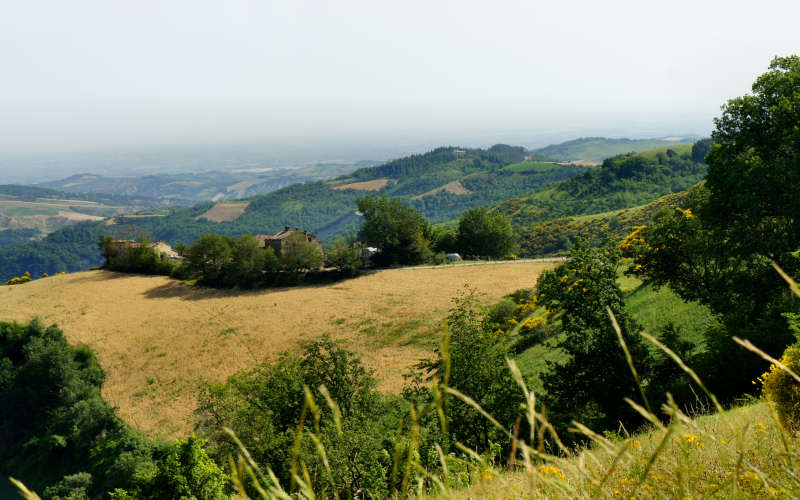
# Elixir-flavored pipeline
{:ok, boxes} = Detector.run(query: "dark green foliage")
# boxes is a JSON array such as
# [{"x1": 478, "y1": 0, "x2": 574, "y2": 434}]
[
  {"x1": 99, "y1": 236, "x2": 176, "y2": 276},
  {"x1": 691, "y1": 138, "x2": 713, "y2": 163},
  {"x1": 419, "y1": 288, "x2": 525, "y2": 455},
  {"x1": 357, "y1": 197, "x2": 432, "y2": 266},
  {"x1": 0, "y1": 320, "x2": 228, "y2": 499},
  {"x1": 280, "y1": 232, "x2": 324, "y2": 272},
  {"x1": 196, "y1": 336, "x2": 394, "y2": 498},
  {"x1": 0, "y1": 228, "x2": 41, "y2": 247},
  {"x1": 324, "y1": 239, "x2": 364, "y2": 272},
  {"x1": 705, "y1": 55, "x2": 800, "y2": 262},
  {"x1": 627, "y1": 58, "x2": 800, "y2": 403},
  {"x1": 456, "y1": 207, "x2": 518, "y2": 258},
  {"x1": 537, "y1": 242, "x2": 652, "y2": 434}
]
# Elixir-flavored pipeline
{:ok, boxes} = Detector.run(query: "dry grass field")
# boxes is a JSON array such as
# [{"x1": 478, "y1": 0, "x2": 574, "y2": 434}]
[
  {"x1": 196, "y1": 201, "x2": 250, "y2": 222},
  {"x1": 0, "y1": 261, "x2": 556, "y2": 439},
  {"x1": 333, "y1": 178, "x2": 392, "y2": 191},
  {"x1": 412, "y1": 180, "x2": 472, "y2": 200}
]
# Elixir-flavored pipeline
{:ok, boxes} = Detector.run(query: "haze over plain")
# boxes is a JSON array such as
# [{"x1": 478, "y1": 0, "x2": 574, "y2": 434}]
[{"x1": 1, "y1": 0, "x2": 798, "y2": 182}]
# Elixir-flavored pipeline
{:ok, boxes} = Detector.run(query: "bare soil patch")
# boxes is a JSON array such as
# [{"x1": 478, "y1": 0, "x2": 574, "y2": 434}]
[
  {"x1": 412, "y1": 180, "x2": 472, "y2": 200},
  {"x1": 333, "y1": 178, "x2": 391, "y2": 191},
  {"x1": 196, "y1": 202, "x2": 250, "y2": 222},
  {"x1": 0, "y1": 262, "x2": 555, "y2": 439}
]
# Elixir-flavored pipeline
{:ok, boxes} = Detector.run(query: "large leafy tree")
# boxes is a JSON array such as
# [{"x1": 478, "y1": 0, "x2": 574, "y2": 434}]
[
  {"x1": 538, "y1": 242, "x2": 651, "y2": 434},
  {"x1": 705, "y1": 55, "x2": 800, "y2": 260},
  {"x1": 456, "y1": 207, "x2": 518, "y2": 258},
  {"x1": 626, "y1": 56, "x2": 800, "y2": 401},
  {"x1": 357, "y1": 196, "x2": 432, "y2": 266}
]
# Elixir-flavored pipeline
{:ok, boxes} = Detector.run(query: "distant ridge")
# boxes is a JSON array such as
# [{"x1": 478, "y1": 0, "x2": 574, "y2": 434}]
[{"x1": 530, "y1": 136, "x2": 697, "y2": 163}]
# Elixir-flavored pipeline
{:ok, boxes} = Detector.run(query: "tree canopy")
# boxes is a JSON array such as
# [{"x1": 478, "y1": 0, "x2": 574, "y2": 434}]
[
  {"x1": 356, "y1": 197, "x2": 432, "y2": 266},
  {"x1": 456, "y1": 207, "x2": 517, "y2": 258}
]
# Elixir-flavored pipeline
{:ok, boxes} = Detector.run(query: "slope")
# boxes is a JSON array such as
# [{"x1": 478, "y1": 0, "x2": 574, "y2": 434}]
[
  {"x1": 0, "y1": 260, "x2": 559, "y2": 438},
  {"x1": 494, "y1": 143, "x2": 706, "y2": 247}
]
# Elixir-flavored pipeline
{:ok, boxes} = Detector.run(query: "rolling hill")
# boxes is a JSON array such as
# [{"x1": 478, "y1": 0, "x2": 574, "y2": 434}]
[
  {"x1": 0, "y1": 184, "x2": 163, "y2": 247},
  {"x1": 529, "y1": 136, "x2": 696, "y2": 163},
  {"x1": 494, "y1": 143, "x2": 707, "y2": 242},
  {"x1": 0, "y1": 145, "x2": 589, "y2": 280},
  {"x1": 36, "y1": 161, "x2": 371, "y2": 205}
]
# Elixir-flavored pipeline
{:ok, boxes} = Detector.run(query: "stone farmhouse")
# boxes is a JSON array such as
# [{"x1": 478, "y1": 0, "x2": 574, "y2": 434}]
[{"x1": 254, "y1": 226, "x2": 324, "y2": 257}]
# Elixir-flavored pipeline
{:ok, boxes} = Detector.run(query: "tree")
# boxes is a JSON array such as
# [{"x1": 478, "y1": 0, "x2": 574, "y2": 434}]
[
  {"x1": 184, "y1": 233, "x2": 233, "y2": 285},
  {"x1": 324, "y1": 238, "x2": 363, "y2": 272},
  {"x1": 357, "y1": 197, "x2": 432, "y2": 266},
  {"x1": 225, "y1": 235, "x2": 267, "y2": 288},
  {"x1": 419, "y1": 287, "x2": 524, "y2": 455},
  {"x1": 626, "y1": 57, "x2": 800, "y2": 401},
  {"x1": 538, "y1": 241, "x2": 651, "y2": 434},
  {"x1": 456, "y1": 207, "x2": 517, "y2": 258},
  {"x1": 705, "y1": 55, "x2": 800, "y2": 261},
  {"x1": 280, "y1": 232, "x2": 324, "y2": 272}
]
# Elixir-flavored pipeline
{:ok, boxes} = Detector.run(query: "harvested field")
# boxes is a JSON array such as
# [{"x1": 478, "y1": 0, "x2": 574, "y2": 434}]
[
  {"x1": 333, "y1": 178, "x2": 391, "y2": 191},
  {"x1": 412, "y1": 180, "x2": 472, "y2": 199},
  {"x1": 57, "y1": 210, "x2": 104, "y2": 221},
  {"x1": 0, "y1": 261, "x2": 557, "y2": 439},
  {"x1": 196, "y1": 201, "x2": 250, "y2": 222}
]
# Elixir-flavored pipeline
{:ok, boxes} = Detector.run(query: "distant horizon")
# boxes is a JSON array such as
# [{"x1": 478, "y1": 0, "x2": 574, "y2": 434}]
[{"x1": 0, "y1": 130, "x2": 705, "y2": 184}]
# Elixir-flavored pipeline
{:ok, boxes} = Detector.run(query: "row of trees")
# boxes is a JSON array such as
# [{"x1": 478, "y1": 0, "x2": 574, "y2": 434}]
[
  {"x1": 97, "y1": 199, "x2": 519, "y2": 288},
  {"x1": 356, "y1": 197, "x2": 518, "y2": 266}
]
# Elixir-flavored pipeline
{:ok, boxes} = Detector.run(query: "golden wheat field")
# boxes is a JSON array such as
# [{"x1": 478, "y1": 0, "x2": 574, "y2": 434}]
[{"x1": 0, "y1": 261, "x2": 557, "y2": 439}]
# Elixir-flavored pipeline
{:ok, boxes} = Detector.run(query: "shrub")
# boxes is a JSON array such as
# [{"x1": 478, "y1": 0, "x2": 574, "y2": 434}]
[
  {"x1": 6, "y1": 271, "x2": 32, "y2": 285},
  {"x1": 760, "y1": 343, "x2": 800, "y2": 432}
]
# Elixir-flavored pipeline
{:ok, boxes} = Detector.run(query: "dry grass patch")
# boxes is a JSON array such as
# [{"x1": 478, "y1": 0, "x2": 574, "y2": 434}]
[
  {"x1": 333, "y1": 178, "x2": 392, "y2": 191},
  {"x1": 196, "y1": 202, "x2": 250, "y2": 222},
  {"x1": 56, "y1": 210, "x2": 104, "y2": 221},
  {"x1": 0, "y1": 261, "x2": 554, "y2": 439},
  {"x1": 437, "y1": 402, "x2": 797, "y2": 499},
  {"x1": 412, "y1": 180, "x2": 472, "y2": 200}
]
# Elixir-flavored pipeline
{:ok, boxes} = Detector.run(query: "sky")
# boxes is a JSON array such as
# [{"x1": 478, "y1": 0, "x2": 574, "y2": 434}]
[{"x1": 0, "y1": 0, "x2": 798, "y2": 178}]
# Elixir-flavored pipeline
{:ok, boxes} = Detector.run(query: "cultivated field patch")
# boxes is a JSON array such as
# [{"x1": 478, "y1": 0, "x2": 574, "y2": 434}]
[
  {"x1": 0, "y1": 261, "x2": 555, "y2": 439},
  {"x1": 412, "y1": 180, "x2": 472, "y2": 199},
  {"x1": 196, "y1": 201, "x2": 250, "y2": 222},
  {"x1": 333, "y1": 178, "x2": 392, "y2": 191}
]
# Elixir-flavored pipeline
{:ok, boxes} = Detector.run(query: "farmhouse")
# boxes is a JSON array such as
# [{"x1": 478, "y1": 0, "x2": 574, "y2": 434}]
[{"x1": 255, "y1": 226, "x2": 323, "y2": 257}]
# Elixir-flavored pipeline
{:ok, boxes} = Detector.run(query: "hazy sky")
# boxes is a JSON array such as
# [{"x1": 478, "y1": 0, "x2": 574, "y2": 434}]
[{"x1": 1, "y1": 0, "x2": 798, "y2": 159}]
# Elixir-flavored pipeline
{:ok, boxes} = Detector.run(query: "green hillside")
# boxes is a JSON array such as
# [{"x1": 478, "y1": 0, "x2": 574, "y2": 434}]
[
  {"x1": 530, "y1": 136, "x2": 695, "y2": 162},
  {"x1": 0, "y1": 145, "x2": 588, "y2": 281},
  {"x1": 515, "y1": 189, "x2": 693, "y2": 255},
  {"x1": 494, "y1": 143, "x2": 705, "y2": 242}
]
